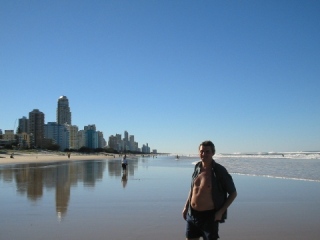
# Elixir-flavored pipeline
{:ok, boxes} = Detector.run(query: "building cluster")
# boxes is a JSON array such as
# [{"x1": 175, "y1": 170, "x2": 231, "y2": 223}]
[
  {"x1": 108, "y1": 131, "x2": 151, "y2": 153},
  {"x1": 0, "y1": 96, "x2": 155, "y2": 153}
]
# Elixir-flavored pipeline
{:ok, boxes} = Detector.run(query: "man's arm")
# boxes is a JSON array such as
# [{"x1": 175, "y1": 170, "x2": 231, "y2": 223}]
[
  {"x1": 182, "y1": 190, "x2": 192, "y2": 220},
  {"x1": 215, "y1": 191, "x2": 237, "y2": 221}
]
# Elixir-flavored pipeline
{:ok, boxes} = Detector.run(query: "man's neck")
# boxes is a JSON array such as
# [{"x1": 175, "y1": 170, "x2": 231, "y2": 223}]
[{"x1": 201, "y1": 159, "x2": 213, "y2": 169}]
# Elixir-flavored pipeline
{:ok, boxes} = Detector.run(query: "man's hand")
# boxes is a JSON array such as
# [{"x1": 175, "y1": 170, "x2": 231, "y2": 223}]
[
  {"x1": 215, "y1": 210, "x2": 224, "y2": 221},
  {"x1": 182, "y1": 207, "x2": 188, "y2": 220}
]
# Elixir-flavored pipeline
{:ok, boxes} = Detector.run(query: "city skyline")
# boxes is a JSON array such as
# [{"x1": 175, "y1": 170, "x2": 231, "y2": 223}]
[
  {"x1": 1, "y1": 95, "x2": 154, "y2": 153},
  {"x1": 1, "y1": 1, "x2": 319, "y2": 154}
]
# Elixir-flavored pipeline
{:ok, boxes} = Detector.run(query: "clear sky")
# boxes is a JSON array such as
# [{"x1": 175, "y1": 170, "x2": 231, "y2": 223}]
[{"x1": 1, "y1": 0, "x2": 320, "y2": 154}]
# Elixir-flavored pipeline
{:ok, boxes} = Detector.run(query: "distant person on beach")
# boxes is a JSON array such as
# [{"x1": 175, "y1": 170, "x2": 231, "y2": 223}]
[
  {"x1": 182, "y1": 140, "x2": 237, "y2": 240},
  {"x1": 122, "y1": 154, "x2": 128, "y2": 172}
]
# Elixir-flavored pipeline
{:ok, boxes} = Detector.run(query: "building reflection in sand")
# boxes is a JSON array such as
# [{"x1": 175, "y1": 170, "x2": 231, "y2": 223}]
[{"x1": 0, "y1": 157, "x2": 140, "y2": 221}]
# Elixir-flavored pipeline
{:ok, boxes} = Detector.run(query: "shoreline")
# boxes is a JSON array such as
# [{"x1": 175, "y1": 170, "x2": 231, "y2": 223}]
[{"x1": 0, "y1": 151, "x2": 118, "y2": 165}]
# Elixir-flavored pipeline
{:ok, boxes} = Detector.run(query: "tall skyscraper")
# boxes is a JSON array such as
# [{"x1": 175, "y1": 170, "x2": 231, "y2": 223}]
[
  {"x1": 84, "y1": 125, "x2": 98, "y2": 149},
  {"x1": 57, "y1": 96, "x2": 71, "y2": 125},
  {"x1": 124, "y1": 131, "x2": 128, "y2": 141},
  {"x1": 18, "y1": 116, "x2": 29, "y2": 133},
  {"x1": 29, "y1": 109, "x2": 45, "y2": 148}
]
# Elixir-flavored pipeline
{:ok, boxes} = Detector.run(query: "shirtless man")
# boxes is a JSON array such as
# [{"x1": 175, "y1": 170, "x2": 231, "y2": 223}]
[{"x1": 182, "y1": 141, "x2": 237, "y2": 240}]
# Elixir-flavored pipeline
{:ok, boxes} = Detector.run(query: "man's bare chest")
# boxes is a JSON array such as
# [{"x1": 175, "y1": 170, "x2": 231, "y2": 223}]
[{"x1": 194, "y1": 170, "x2": 212, "y2": 189}]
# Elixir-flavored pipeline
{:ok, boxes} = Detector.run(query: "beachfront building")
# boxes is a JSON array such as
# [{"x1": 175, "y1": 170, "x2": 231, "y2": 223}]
[
  {"x1": 84, "y1": 125, "x2": 98, "y2": 149},
  {"x1": 108, "y1": 134, "x2": 123, "y2": 152},
  {"x1": 108, "y1": 132, "x2": 142, "y2": 152},
  {"x1": 141, "y1": 143, "x2": 150, "y2": 154},
  {"x1": 17, "y1": 132, "x2": 30, "y2": 149},
  {"x1": 67, "y1": 125, "x2": 79, "y2": 150},
  {"x1": 57, "y1": 96, "x2": 72, "y2": 125},
  {"x1": 116, "y1": 134, "x2": 121, "y2": 143},
  {"x1": 108, "y1": 135, "x2": 117, "y2": 150},
  {"x1": 2, "y1": 130, "x2": 15, "y2": 141},
  {"x1": 44, "y1": 122, "x2": 70, "y2": 151},
  {"x1": 122, "y1": 131, "x2": 129, "y2": 151},
  {"x1": 120, "y1": 131, "x2": 139, "y2": 152},
  {"x1": 18, "y1": 116, "x2": 29, "y2": 134},
  {"x1": 29, "y1": 109, "x2": 45, "y2": 148},
  {"x1": 16, "y1": 116, "x2": 30, "y2": 149},
  {"x1": 108, "y1": 134, "x2": 124, "y2": 152},
  {"x1": 77, "y1": 130, "x2": 86, "y2": 149},
  {"x1": 124, "y1": 131, "x2": 128, "y2": 142},
  {"x1": 1, "y1": 130, "x2": 17, "y2": 147},
  {"x1": 129, "y1": 135, "x2": 139, "y2": 152},
  {"x1": 97, "y1": 131, "x2": 105, "y2": 148}
]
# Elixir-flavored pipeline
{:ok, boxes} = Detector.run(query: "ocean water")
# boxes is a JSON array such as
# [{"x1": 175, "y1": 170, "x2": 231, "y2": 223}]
[
  {"x1": 175, "y1": 151, "x2": 320, "y2": 182},
  {"x1": 1, "y1": 153, "x2": 320, "y2": 239}
]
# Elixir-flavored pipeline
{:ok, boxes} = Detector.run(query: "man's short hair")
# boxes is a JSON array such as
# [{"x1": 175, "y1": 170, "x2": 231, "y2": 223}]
[{"x1": 199, "y1": 140, "x2": 216, "y2": 155}]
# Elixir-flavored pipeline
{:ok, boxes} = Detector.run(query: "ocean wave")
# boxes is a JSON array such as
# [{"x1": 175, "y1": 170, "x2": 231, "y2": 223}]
[
  {"x1": 232, "y1": 172, "x2": 320, "y2": 182},
  {"x1": 217, "y1": 151, "x2": 320, "y2": 160},
  {"x1": 171, "y1": 152, "x2": 320, "y2": 160}
]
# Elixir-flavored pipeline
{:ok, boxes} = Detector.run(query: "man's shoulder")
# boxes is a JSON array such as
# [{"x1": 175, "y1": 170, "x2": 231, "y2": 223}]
[
  {"x1": 214, "y1": 161, "x2": 226, "y2": 169},
  {"x1": 213, "y1": 161, "x2": 228, "y2": 174},
  {"x1": 194, "y1": 161, "x2": 202, "y2": 168}
]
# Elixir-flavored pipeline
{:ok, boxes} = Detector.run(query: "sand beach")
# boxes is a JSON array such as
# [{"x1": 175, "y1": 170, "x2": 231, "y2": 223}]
[
  {"x1": 1, "y1": 153, "x2": 320, "y2": 239},
  {"x1": 0, "y1": 151, "x2": 118, "y2": 165}
]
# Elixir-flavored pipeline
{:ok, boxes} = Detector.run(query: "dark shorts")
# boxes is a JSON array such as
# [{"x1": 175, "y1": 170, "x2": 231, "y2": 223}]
[
  {"x1": 186, "y1": 208, "x2": 219, "y2": 240},
  {"x1": 122, "y1": 163, "x2": 127, "y2": 169}
]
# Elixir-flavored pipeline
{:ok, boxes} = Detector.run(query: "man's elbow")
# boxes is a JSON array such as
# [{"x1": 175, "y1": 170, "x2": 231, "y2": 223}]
[{"x1": 231, "y1": 191, "x2": 237, "y2": 200}]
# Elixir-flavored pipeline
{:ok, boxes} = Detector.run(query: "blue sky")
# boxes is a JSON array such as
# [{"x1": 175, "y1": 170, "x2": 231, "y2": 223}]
[{"x1": 1, "y1": 0, "x2": 319, "y2": 154}]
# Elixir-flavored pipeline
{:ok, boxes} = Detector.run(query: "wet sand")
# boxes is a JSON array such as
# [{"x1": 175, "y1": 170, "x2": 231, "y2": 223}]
[
  {"x1": 220, "y1": 175, "x2": 320, "y2": 240},
  {"x1": 1, "y1": 155, "x2": 320, "y2": 239}
]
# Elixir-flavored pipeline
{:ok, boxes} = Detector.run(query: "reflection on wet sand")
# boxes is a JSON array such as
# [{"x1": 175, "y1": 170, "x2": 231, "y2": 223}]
[
  {"x1": 0, "y1": 158, "x2": 140, "y2": 220},
  {"x1": 121, "y1": 172, "x2": 128, "y2": 188},
  {"x1": 107, "y1": 157, "x2": 140, "y2": 189},
  {"x1": 12, "y1": 161, "x2": 107, "y2": 220}
]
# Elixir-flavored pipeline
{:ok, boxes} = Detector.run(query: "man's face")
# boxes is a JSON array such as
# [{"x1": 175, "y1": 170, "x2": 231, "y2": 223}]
[{"x1": 199, "y1": 145, "x2": 214, "y2": 162}]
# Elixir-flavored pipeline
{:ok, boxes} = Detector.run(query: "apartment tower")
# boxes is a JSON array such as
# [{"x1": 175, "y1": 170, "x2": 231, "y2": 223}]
[
  {"x1": 29, "y1": 109, "x2": 45, "y2": 148},
  {"x1": 57, "y1": 96, "x2": 71, "y2": 125},
  {"x1": 18, "y1": 116, "x2": 29, "y2": 133}
]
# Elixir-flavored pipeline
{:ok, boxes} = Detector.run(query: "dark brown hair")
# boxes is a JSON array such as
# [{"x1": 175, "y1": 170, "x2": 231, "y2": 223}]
[{"x1": 199, "y1": 140, "x2": 216, "y2": 155}]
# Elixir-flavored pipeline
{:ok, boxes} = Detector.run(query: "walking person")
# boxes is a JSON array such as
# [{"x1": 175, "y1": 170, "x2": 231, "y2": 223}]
[{"x1": 121, "y1": 154, "x2": 128, "y2": 172}]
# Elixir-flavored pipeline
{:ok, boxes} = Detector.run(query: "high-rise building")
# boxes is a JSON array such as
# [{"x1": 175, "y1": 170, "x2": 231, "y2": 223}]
[
  {"x1": 29, "y1": 109, "x2": 45, "y2": 148},
  {"x1": 97, "y1": 131, "x2": 105, "y2": 148},
  {"x1": 66, "y1": 124, "x2": 79, "y2": 150},
  {"x1": 124, "y1": 131, "x2": 128, "y2": 142},
  {"x1": 57, "y1": 96, "x2": 71, "y2": 125},
  {"x1": 108, "y1": 135, "x2": 117, "y2": 150},
  {"x1": 44, "y1": 122, "x2": 69, "y2": 151},
  {"x1": 123, "y1": 131, "x2": 129, "y2": 151},
  {"x1": 108, "y1": 134, "x2": 122, "y2": 151},
  {"x1": 129, "y1": 135, "x2": 138, "y2": 151},
  {"x1": 84, "y1": 125, "x2": 98, "y2": 149},
  {"x1": 77, "y1": 130, "x2": 86, "y2": 149},
  {"x1": 142, "y1": 143, "x2": 150, "y2": 154},
  {"x1": 18, "y1": 116, "x2": 29, "y2": 133}
]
